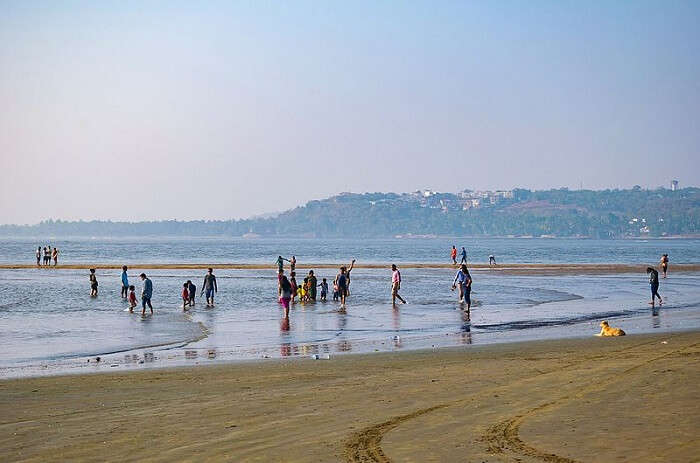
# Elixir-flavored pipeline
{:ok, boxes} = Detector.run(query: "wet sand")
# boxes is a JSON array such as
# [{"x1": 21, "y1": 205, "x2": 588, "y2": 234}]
[
  {"x1": 1, "y1": 331, "x2": 698, "y2": 462},
  {"x1": 3, "y1": 262, "x2": 699, "y2": 275}
]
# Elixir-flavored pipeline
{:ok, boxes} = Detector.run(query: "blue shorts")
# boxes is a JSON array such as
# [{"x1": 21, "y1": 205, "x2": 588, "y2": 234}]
[{"x1": 206, "y1": 288, "x2": 215, "y2": 298}]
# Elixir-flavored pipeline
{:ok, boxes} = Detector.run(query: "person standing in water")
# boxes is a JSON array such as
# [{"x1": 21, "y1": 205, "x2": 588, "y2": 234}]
[
  {"x1": 201, "y1": 268, "x2": 218, "y2": 307},
  {"x1": 391, "y1": 264, "x2": 406, "y2": 305},
  {"x1": 660, "y1": 254, "x2": 669, "y2": 278},
  {"x1": 276, "y1": 256, "x2": 290, "y2": 273},
  {"x1": 307, "y1": 270, "x2": 317, "y2": 301},
  {"x1": 452, "y1": 264, "x2": 472, "y2": 310},
  {"x1": 279, "y1": 272, "x2": 292, "y2": 318},
  {"x1": 89, "y1": 269, "x2": 98, "y2": 297},
  {"x1": 290, "y1": 256, "x2": 297, "y2": 273},
  {"x1": 345, "y1": 259, "x2": 356, "y2": 295},
  {"x1": 52, "y1": 247, "x2": 58, "y2": 266},
  {"x1": 187, "y1": 280, "x2": 196, "y2": 306},
  {"x1": 460, "y1": 247, "x2": 468, "y2": 264},
  {"x1": 489, "y1": 255, "x2": 496, "y2": 266},
  {"x1": 140, "y1": 273, "x2": 154, "y2": 316},
  {"x1": 335, "y1": 266, "x2": 349, "y2": 309},
  {"x1": 451, "y1": 246, "x2": 457, "y2": 264},
  {"x1": 647, "y1": 267, "x2": 662, "y2": 307},
  {"x1": 36, "y1": 247, "x2": 41, "y2": 266},
  {"x1": 43, "y1": 246, "x2": 50, "y2": 265},
  {"x1": 120, "y1": 266, "x2": 129, "y2": 299}
]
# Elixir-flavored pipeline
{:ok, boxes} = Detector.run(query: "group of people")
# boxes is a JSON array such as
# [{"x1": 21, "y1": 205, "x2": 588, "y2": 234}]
[
  {"x1": 178, "y1": 271, "x2": 217, "y2": 309},
  {"x1": 74, "y1": 250, "x2": 672, "y2": 321},
  {"x1": 450, "y1": 246, "x2": 496, "y2": 266},
  {"x1": 36, "y1": 246, "x2": 59, "y2": 266},
  {"x1": 277, "y1": 258, "x2": 362, "y2": 316},
  {"x1": 86, "y1": 266, "x2": 218, "y2": 317}
]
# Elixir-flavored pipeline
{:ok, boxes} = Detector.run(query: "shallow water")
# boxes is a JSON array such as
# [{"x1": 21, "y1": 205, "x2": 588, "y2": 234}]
[
  {"x1": 3, "y1": 236, "x2": 700, "y2": 264},
  {"x1": 1, "y1": 264, "x2": 699, "y2": 379}
]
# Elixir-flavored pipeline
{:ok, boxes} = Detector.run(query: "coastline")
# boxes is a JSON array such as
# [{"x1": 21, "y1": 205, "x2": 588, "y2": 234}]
[
  {"x1": 1, "y1": 331, "x2": 698, "y2": 462},
  {"x1": 2, "y1": 262, "x2": 699, "y2": 275}
]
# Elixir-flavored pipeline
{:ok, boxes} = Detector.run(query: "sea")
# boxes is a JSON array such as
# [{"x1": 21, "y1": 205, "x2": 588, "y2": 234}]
[{"x1": 1, "y1": 236, "x2": 699, "y2": 378}]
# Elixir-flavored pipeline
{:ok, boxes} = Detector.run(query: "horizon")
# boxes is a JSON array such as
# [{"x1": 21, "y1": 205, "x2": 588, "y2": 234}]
[
  {"x1": 2, "y1": 184, "x2": 697, "y2": 227},
  {"x1": 1, "y1": 1, "x2": 699, "y2": 225}
]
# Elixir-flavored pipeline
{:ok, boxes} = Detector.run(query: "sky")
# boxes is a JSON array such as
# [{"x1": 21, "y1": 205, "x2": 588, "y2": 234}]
[{"x1": 1, "y1": 0, "x2": 698, "y2": 224}]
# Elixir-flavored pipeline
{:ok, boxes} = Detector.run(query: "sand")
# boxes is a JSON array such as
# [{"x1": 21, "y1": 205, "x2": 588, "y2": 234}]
[
  {"x1": 1, "y1": 331, "x2": 699, "y2": 462},
  {"x1": 3, "y1": 262, "x2": 699, "y2": 276}
]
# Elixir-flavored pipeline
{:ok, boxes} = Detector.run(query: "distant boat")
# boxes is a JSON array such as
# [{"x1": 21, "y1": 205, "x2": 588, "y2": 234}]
[{"x1": 242, "y1": 232, "x2": 261, "y2": 239}]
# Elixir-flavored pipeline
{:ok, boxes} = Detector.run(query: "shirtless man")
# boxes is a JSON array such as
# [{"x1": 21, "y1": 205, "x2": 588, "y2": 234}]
[{"x1": 660, "y1": 254, "x2": 669, "y2": 278}]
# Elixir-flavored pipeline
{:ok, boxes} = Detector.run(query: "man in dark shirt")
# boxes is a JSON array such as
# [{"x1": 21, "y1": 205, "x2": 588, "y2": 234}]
[
  {"x1": 202, "y1": 268, "x2": 218, "y2": 307},
  {"x1": 646, "y1": 267, "x2": 662, "y2": 307}
]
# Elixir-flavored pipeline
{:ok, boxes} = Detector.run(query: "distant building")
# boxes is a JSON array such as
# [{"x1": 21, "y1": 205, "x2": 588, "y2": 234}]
[{"x1": 671, "y1": 180, "x2": 679, "y2": 191}]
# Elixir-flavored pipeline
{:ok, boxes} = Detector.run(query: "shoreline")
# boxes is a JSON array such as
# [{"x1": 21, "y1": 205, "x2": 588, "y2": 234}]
[
  {"x1": 2, "y1": 262, "x2": 699, "y2": 275},
  {"x1": 2, "y1": 331, "x2": 698, "y2": 461}
]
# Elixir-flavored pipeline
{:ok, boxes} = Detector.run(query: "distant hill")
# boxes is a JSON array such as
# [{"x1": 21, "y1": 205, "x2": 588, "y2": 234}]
[{"x1": 2, "y1": 187, "x2": 699, "y2": 239}]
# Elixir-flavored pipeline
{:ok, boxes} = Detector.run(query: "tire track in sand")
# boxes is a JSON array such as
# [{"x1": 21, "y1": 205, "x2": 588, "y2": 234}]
[
  {"x1": 343, "y1": 337, "x2": 683, "y2": 463},
  {"x1": 482, "y1": 341, "x2": 699, "y2": 462}
]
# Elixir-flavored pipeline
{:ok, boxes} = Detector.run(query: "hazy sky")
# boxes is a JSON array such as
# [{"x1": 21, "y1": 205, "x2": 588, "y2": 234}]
[{"x1": 1, "y1": 1, "x2": 698, "y2": 224}]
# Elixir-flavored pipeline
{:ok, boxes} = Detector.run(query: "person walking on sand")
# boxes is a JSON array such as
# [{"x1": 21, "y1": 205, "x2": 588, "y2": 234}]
[
  {"x1": 89, "y1": 268, "x2": 98, "y2": 297},
  {"x1": 140, "y1": 273, "x2": 154, "y2": 315},
  {"x1": 489, "y1": 255, "x2": 496, "y2": 266},
  {"x1": 307, "y1": 270, "x2": 318, "y2": 301},
  {"x1": 391, "y1": 264, "x2": 406, "y2": 305},
  {"x1": 120, "y1": 266, "x2": 129, "y2": 298},
  {"x1": 647, "y1": 267, "x2": 662, "y2": 307},
  {"x1": 451, "y1": 246, "x2": 457, "y2": 264},
  {"x1": 460, "y1": 247, "x2": 468, "y2": 264},
  {"x1": 36, "y1": 247, "x2": 41, "y2": 266},
  {"x1": 52, "y1": 247, "x2": 58, "y2": 266},
  {"x1": 201, "y1": 268, "x2": 218, "y2": 307},
  {"x1": 452, "y1": 264, "x2": 472, "y2": 310},
  {"x1": 660, "y1": 254, "x2": 669, "y2": 278}
]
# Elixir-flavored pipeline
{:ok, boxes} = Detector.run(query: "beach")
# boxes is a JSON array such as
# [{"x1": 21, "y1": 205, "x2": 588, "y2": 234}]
[{"x1": 1, "y1": 331, "x2": 698, "y2": 462}]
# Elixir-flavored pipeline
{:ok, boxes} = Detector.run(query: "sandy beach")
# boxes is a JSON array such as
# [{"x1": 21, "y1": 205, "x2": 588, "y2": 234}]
[
  {"x1": 1, "y1": 331, "x2": 698, "y2": 462},
  {"x1": 2, "y1": 262, "x2": 699, "y2": 276}
]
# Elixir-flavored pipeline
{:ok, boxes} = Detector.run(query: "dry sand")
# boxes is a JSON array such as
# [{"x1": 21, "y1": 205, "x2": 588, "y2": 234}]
[
  {"x1": 1, "y1": 331, "x2": 699, "y2": 462},
  {"x1": 3, "y1": 262, "x2": 699, "y2": 276}
]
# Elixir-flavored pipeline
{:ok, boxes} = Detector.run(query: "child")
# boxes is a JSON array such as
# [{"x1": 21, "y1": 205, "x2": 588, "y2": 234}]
[
  {"x1": 182, "y1": 283, "x2": 190, "y2": 310},
  {"x1": 128, "y1": 285, "x2": 137, "y2": 313},
  {"x1": 303, "y1": 277, "x2": 310, "y2": 302},
  {"x1": 332, "y1": 281, "x2": 339, "y2": 301},
  {"x1": 290, "y1": 272, "x2": 298, "y2": 304},
  {"x1": 319, "y1": 278, "x2": 329, "y2": 301}
]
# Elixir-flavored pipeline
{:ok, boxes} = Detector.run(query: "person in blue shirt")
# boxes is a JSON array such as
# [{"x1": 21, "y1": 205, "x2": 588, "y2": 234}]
[
  {"x1": 452, "y1": 264, "x2": 472, "y2": 310},
  {"x1": 140, "y1": 273, "x2": 153, "y2": 316},
  {"x1": 460, "y1": 247, "x2": 468, "y2": 264},
  {"x1": 120, "y1": 266, "x2": 129, "y2": 299}
]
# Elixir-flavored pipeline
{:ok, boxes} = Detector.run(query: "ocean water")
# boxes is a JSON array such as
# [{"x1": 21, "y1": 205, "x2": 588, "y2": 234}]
[
  {"x1": 2, "y1": 236, "x2": 700, "y2": 264},
  {"x1": 1, "y1": 237, "x2": 699, "y2": 378}
]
